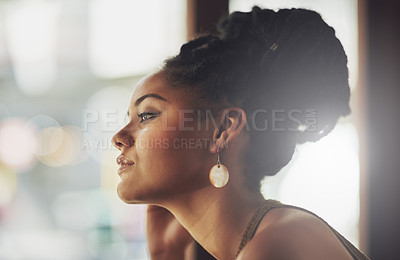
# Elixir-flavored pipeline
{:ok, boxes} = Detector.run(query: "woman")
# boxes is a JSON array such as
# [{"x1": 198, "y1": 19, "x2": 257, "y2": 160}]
[{"x1": 112, "y1": 6, "x2": 370, "y2": 260}]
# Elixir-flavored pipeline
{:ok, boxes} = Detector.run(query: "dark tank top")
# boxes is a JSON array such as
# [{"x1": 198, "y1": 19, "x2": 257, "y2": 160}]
[{"x1": 236, "y1": 199, "x2": 370, "y2": 259}]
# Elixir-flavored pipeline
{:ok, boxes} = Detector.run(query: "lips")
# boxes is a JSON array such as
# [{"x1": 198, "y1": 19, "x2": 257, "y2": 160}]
[{"x1": 116, "y1": 155, "x2": 134, "y2": 175}]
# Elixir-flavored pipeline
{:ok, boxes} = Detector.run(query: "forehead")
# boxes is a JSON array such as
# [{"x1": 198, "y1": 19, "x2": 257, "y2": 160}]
[
  {"x1": 131, "y1": 72, "x2": 192, "y2": 105},
  {"x1": 134, "y1": 72, "x2": 165, "y2": 96}
]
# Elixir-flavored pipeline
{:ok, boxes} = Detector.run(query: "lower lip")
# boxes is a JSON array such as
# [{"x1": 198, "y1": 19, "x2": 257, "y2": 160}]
[{"x1": 118, "y1": 164, "x2": 134, "y2": 175}]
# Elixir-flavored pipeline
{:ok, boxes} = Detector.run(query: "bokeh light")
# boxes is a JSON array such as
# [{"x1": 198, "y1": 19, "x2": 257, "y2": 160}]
[
  {"x1": 38, "y1": 126, "x2": 90, "y2": 167},
  {"x1": 0, "y1": 163, "x2": 17, "y2": 206},
  {"x1": 26, "y1": 114, "x2": 62, "y2": 156},
  {"x1": 0, "y1": 118, "x2": 37, "y2": 171}
]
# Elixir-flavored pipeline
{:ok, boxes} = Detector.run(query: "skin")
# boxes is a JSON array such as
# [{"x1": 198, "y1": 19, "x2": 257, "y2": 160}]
[{"x1": 112, "y1": 71, "x2": 354, "y2": 260}]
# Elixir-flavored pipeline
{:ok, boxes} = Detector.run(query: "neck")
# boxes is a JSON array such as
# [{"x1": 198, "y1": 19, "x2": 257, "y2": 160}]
[{"x1": 162, "y1": 182, "x2": 265, "y2": 259}]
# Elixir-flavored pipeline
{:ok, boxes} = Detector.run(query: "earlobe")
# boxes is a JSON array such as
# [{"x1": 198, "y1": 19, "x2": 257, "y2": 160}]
[{"x1": 210, "y1": 107, "x2": 247, "y2": 153}]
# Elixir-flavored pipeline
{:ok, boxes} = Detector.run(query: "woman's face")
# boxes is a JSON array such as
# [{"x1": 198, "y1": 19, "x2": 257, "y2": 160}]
[{"x1": 112, "y1": 72, "x2": 216, "y2": 204}]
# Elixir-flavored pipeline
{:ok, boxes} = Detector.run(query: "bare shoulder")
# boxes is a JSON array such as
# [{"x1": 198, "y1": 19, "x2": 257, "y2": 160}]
[{"x1": 237, "y1": 207, "x2": 353, "y2": 260}]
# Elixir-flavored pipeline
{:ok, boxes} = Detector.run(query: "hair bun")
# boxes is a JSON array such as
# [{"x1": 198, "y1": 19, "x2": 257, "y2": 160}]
[{"x1": 217, "y1": 6, "x2": 350, "y2": 144}]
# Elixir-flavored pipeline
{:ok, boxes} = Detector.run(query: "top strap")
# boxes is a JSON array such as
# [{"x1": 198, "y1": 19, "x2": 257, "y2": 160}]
[
  {"x1": 236, "y1": 199, "x2": 283, "y2": 256},
  {"x1": 235, "y1": 200, "x2": 370, "y2": 260}
]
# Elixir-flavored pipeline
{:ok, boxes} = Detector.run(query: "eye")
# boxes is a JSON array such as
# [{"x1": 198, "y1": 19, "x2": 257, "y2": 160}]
[{"x1": 137, "y1": 112, "x2": 159, "y2": 123}]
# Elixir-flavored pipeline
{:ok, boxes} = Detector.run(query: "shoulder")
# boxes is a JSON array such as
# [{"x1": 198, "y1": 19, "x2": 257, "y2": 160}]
[{"x1": 237, "y1": 207, "x2": 353, "y2": 260}]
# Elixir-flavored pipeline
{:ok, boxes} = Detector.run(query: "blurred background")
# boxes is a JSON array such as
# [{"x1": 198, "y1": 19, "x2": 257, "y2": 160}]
[{"x1": 0, "y1": 0, "x2": 399, "y2": 259}]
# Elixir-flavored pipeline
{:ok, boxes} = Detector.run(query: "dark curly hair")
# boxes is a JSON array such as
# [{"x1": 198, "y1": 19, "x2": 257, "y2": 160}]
[{"x1": 162, "y1": 6, "x2": 350, "y2": 191}]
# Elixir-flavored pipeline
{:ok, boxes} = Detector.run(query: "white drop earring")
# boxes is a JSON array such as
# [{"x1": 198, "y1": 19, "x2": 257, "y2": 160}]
[{"x1": 209, "y1": 147, "x2": 230, "y2": 188}]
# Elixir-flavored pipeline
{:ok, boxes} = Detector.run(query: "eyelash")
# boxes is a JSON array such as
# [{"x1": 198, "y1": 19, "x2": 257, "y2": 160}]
[{"x1": 137, "y1": 112, "x2": 159, "y2": 123}]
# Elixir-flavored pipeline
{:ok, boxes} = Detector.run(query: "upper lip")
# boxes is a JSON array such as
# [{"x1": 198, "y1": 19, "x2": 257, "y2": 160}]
[{"x1": 116, "y1": 155, "x2": 134, "y2": 166}]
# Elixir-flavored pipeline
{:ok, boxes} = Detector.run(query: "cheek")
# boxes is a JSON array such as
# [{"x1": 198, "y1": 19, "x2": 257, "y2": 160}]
[
  {"x1": 138, "y1": 126, "x2": 209, "y2": 180},
  {"x1": 138, "y1": 129, "x2": 188, "y2": 168}
]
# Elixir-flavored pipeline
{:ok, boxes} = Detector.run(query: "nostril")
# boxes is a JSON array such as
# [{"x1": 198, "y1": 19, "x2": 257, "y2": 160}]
[
  {"x1": 112, "y1": 131, "x2": 134, "y2": 149},
  {"x1": 112, "y1": 137, "x2": 134, "y2": 149},
  {"x1": 121, "y1": 138, "x2": 134, "y2": 148}
]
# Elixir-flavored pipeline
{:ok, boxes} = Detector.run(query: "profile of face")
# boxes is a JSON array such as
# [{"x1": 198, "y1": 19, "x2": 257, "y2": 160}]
[{"x1": 112, "y1": 71, "x2": 219, "y2": 204}]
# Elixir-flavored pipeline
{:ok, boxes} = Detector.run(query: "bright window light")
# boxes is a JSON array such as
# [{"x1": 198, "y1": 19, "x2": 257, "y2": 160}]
[
  {"x1": 277, "y1": 124, "x2": 360, "y2": 245},
  {"x1": 5, "y1": 0, "x2": 60, "y2": 96},
  {"x1": 88, "y1": 0, "x2": 186, "y2": 78}
]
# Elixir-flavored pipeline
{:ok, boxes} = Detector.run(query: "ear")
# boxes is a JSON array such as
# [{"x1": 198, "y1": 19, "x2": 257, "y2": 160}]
[{"x1": 210, "y1": 107, "x2": 247, "y2": 153}]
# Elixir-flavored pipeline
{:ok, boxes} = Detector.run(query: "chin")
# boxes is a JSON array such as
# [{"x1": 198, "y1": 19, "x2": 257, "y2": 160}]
[
  {"x1": 117, "y1": 184, "x2": 142, "y2": 204},
  {"x1": 117, "y1": 182, "x2": 158, "y2": 204}
]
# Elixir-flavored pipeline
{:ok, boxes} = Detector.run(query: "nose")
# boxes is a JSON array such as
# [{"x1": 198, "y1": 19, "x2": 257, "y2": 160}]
[{"x1": 112, "y1": 128, "x2": 134, "y2": 150}]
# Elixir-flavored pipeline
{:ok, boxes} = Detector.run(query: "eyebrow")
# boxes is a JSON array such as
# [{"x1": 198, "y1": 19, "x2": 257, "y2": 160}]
[
  {"x1": 127, "y1": 93, "x2": 168, "y2": 117},
  {"x1": 135, "y1": 93, "x2": 168, "y2": 107}
]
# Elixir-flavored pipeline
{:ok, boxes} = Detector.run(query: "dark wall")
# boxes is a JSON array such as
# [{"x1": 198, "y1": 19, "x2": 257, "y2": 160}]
[
  {"x1": 187, "y1": 2, "x2": 228, "y2": 259},
  {"x1": 366, "y1": 0, "x2": 400, "y2": 259},
  {"x1": 187, "y1": 0, "x2": 229, "y2": 39}
]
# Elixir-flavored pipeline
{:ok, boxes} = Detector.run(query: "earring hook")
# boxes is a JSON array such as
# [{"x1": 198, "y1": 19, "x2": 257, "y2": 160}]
[{"x1": 217, "y1": 147, "x2": 221, "y2": 167}]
